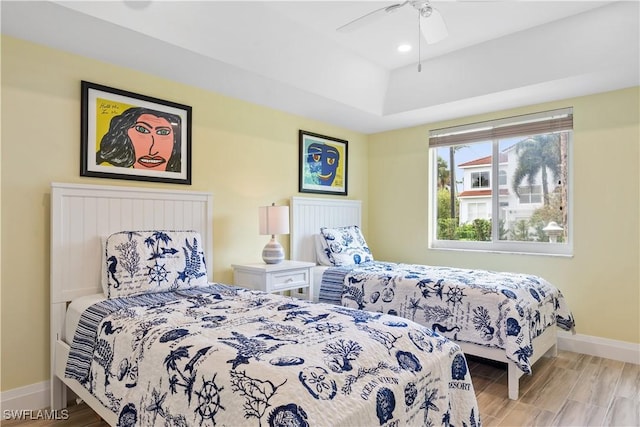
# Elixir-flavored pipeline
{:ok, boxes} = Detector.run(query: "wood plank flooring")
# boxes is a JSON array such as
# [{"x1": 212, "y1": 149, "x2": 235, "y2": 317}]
[
  {"x1": 469, "y1": 350, "x2": 640, "y2": 426},
  {"x1": 3, "y1": 350, "x2": 638, "y2": 426}
]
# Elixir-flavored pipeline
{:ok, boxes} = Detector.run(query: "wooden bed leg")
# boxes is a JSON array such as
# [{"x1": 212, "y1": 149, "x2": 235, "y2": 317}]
[{"x1": 508, "y1": 363, "x2": 520, "y2": 400}]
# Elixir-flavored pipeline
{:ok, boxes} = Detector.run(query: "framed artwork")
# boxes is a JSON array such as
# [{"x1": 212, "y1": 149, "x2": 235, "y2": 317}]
[
  {"x1": 299, "y1": 130, "x2": 348, "y2": 196},
  {"x1": 80, "y1": 81, "x2": 192, "y2": 184}
]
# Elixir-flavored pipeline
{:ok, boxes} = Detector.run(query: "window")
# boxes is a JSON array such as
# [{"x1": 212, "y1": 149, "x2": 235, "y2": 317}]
[
  {"x1": 467, "y1": 203, "x2": 488, "y2": 220},
  {"x1": 471, "y1": 171, "x2": 490, "y2": 188},
  {"x1": 517, "y1": 185, "x2": 542, "y2": 204},
  {"x1": 429, "y1": 108, "x2": 573, "y2": 255},
  {"x1": 499, "y1": 170, "x2": 507, "y2": 186}
]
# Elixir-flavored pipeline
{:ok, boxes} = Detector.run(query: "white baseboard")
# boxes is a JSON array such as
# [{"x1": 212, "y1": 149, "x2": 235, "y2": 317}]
[
  {"x1": 558, "y1": 331, "x2": 640, "y2": 364},
  {"x1": 1, "y1": 380, "x2": 49, "y2": 412},
  {"x1": 1, "y1": 333, "x2": 637, "y2": 412}
]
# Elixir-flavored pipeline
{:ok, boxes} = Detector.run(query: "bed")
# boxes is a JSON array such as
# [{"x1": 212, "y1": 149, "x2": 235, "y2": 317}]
[
  {"x1": 290, "y1": 196, "x2": 575, "y2": 400},
  {"x1": 50, "y1": 183, "x2": 480, "y2": 426}
]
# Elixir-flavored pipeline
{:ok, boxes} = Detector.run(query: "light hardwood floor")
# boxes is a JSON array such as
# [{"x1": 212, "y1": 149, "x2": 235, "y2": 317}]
[
  {"x1": 468, "y1": 350, "x2": 640, "y2": 426},
  {"x1": 3, "y1": 350, "x2": 639, "y2": 426}
]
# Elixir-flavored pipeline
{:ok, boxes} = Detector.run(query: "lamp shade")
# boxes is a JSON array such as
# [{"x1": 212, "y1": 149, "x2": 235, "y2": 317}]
[{"x1": 259, "y1": 204, "x2": 290, "y2": 236}]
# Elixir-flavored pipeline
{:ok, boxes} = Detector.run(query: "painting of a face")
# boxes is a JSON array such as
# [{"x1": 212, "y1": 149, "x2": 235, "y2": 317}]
[
  {"x1": 306, "y1": 143, "x2": 339, "y2": 186},
  {"x1": 128, "y1": 113, "x2": 174, "y2": 170},
  {"x1": 299, "y1": 130, "x2": 347, "y2": 195}
]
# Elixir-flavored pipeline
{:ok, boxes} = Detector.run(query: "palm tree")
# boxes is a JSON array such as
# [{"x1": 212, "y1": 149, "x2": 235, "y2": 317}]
[
  {"x1": 559, "y1": 132, "x2": 569, "y2": 240},
  {"x1": 512, "y1": 134, "x2": 560, "y2": 206},
  {"x1": 449, "y1": 147, "x2": 456, "y2": 218},
  {"x1": 436, "y1": 156, "x2": 450, "y2": 189}
]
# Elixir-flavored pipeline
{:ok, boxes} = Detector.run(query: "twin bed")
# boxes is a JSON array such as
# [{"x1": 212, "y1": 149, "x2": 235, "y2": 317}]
[
  {"x1": 50, "y1": 184, "x2": 573, "y2": 425},
  {"x1": 290, "y1": 196, "x2": 574, "y2": 401},
  {"x1": 50, "y1": 184, "x2": 480, "y2": 426}
]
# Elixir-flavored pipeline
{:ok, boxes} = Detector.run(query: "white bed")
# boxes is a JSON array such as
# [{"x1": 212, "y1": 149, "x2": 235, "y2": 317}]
[
  {"x1": 51, "y1": 184, "x2": 480, "y2": 426},
  {"x1": 290, "y1": 197, "x2": 361, "y2": 302},
  {"x1": 290, "y1": 196, "x2": 563, "y2": 400},
  {"x1": 50, "y1": 182, "x2": 213, "y2": 424}
]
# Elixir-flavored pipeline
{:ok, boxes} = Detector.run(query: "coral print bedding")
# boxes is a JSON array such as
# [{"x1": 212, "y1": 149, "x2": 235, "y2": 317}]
[
  {"x1": 65, "y1": 284, "x2": 480, "y2": 426},
  {"x1": 320, "y1": 262, "x2": 575, "y2": 375},
  {"x1": 103, "y1": 230, "x2": 208, "y2": 298}
]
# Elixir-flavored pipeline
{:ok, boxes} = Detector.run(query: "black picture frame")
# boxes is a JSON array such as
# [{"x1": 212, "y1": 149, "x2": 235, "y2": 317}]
[
  {"x1": 299, "y1": 130, "x2": 348, "y2": 196},
  {"x1": 80, "y1": 81, "x2": 192, "y2": 185}
]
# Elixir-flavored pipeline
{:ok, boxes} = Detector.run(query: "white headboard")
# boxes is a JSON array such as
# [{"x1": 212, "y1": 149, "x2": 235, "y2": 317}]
[
  {"x1": 290, "y1": 196, "x2": 362, "y2": 263},
  {"x1": 50, "y1": 182, "x2": 213, "y2": 304},
  {"x1": 50, "y1": 182, "x2": 213, "y2": 410}
]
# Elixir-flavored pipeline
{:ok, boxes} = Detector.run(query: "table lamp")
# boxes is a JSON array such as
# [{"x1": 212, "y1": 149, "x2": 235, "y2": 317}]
[{"x1": 259, "y1": 203, "x2": 290, "y2": 264}]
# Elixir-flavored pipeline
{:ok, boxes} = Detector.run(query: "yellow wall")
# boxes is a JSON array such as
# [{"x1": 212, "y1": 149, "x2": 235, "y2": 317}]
[
  {"x1": 1, "y1": 35, "x2": 638, "y2": 394},
  {"x1": 368, "y1": 87, "x2": 640, "y2": 345},
  {"x1": 0, "y1": 36, "x2": 368, "y2": 391}
]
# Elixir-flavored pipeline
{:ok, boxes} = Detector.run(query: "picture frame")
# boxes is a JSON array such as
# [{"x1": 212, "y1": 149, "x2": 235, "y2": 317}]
[
  {"x1": 299, "y1": 130, "x2": 348, "y2": 196},
  {"x1": 80, "y1": 81, "x2": 192, "y2": 185}
]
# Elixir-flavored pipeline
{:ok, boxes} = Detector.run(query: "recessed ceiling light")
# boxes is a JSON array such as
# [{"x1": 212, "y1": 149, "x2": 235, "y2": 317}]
[{"x1": 397, "y1": 44, "x2": 412, "y2": 53}]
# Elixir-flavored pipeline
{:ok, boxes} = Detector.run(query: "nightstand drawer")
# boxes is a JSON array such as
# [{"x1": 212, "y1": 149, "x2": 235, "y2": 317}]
[{"x1": 269, "y1": 269, "x2": 309, "y2": 291}]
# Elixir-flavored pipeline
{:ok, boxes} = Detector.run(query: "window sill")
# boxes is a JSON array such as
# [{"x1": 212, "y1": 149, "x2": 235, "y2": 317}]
[{"x1": 429, "y1": 241, "x2": 574, "y2": 258}]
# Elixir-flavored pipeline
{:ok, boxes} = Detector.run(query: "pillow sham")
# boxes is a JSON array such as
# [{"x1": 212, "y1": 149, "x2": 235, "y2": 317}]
[
  {"x1": 320, "y1": 225, "x2": 373, "y2": 266},
  {"x1": 103, "y1": 230, "x2": 208, "y2": 298},
  {"x1": 314, "y1": 234, "x2": 333, "y2": 266}
]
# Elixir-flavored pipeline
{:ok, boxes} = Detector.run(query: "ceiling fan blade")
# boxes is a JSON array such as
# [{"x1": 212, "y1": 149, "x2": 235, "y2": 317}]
[
  {"x1": 420, "y1": 6, "x2": 448, "y2": 44},
  {"x1": 337, "y1": 1, "x2": 408, "y2": 33}
]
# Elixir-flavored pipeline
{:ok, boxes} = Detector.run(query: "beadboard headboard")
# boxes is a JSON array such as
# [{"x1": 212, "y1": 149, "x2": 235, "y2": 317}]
[
  {"x1": 290, "y1": 196, "x2": 362, "y2": 263},
  {"x1": 50, "y1": 182, "x2": 213, "y2": 304}
]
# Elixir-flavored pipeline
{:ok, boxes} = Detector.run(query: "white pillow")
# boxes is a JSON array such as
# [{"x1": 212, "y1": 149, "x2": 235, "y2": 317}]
[
  {"x1": 320, "y1": 225, "x2": 374, "y2": 266},
  {"x1": 314, "y1": 234, "x2": 333, "y2": 266},
  {"x1": 103, "y1": 230, "x2": 208, "y2": 298}
]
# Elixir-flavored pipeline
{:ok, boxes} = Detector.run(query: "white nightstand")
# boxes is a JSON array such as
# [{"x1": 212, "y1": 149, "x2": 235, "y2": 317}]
[{"x1": 232, "y1": 260, "x2": 315, "y2": 301}]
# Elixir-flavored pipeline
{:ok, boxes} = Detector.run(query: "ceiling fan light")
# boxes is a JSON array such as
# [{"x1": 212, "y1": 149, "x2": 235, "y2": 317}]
[
  {"x1": 420, "y1": 4, "x2": 433, "y2": 18},
  {"x1": 420, "y1": 7, "x2": 448, "y2": 44}
]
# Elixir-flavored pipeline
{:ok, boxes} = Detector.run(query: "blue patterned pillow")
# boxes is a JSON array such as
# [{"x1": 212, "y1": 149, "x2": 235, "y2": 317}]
[
  {"x1": 103, "y1": 230, "x2": 208, "y2": 298},
  {"x1": 320, "y1": 225, "x2": 373, "y2": 266}
]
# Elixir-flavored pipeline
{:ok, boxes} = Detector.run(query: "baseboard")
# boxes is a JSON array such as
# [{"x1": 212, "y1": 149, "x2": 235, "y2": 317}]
[
  {"x1": 2, "y1": 333, "x2": 637, "y2": 412},
  {"x1": 1, "y1": 380, "x2": 49, "y2": 412},
  {"x1": 558, "y1": 331, "x2": 640, "y2": 364}
]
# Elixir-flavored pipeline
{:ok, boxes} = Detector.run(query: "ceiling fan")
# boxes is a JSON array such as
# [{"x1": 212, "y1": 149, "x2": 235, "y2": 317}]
[{"x1": 337, "y1": 1, "x2": 448, "y2": 71}]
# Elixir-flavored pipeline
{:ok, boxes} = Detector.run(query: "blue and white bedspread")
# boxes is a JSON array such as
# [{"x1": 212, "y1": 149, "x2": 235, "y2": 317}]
[
  {"x1": 319, "y1": 262, "x2": 575, "y2": 375},
  {"x1": 66, "y1": 284, "x2": 480, "y2": 426}
]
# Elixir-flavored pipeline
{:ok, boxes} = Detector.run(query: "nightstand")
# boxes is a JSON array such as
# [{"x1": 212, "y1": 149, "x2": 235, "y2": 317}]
[{"x1": 232, "y1": 260, "x2": 315, "y2": 301}]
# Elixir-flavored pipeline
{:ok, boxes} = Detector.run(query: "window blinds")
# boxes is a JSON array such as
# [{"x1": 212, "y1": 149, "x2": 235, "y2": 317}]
[{"x1": 428, "y1": 107, "x2": 573, "y2": 148}]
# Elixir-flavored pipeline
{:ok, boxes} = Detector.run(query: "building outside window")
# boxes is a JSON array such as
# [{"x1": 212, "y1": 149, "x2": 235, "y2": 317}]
[{"x1": 429, "y1": 108, "x2": 573, "y2": 255}]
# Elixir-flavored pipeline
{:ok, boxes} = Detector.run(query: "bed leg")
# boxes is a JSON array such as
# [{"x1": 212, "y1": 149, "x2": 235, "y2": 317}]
[
  {"x1": 51, "y1": 303, "x2": 68, "y2": 410},
  {"x1": 51, "y1": 376, "x2": 67, "y2": 410},
  {"x1": 547, "y1": 342, "x2": 558, "y2": 358},
  {"x1": 507, "y1": 364, "x2": 520, "y2": 400}
]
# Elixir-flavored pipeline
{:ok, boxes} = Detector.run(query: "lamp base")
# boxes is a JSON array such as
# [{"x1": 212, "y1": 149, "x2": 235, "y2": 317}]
[{"x1": 262, "y1": 237, "x2": 284, "y2": 264}]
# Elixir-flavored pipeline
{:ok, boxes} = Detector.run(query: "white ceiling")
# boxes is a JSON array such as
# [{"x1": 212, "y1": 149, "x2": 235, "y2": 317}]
[{"x1": 2, "y1": 1, "x2": 638, "y2": 134}]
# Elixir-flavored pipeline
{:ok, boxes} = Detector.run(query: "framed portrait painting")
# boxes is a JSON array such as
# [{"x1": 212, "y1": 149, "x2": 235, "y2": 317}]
[
  {"x1": 299, "y1": 130, "x2": 348, "y2": 196},
  {"x1": 80, "y1": 81, "x2": 192, "y2": 184}
]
